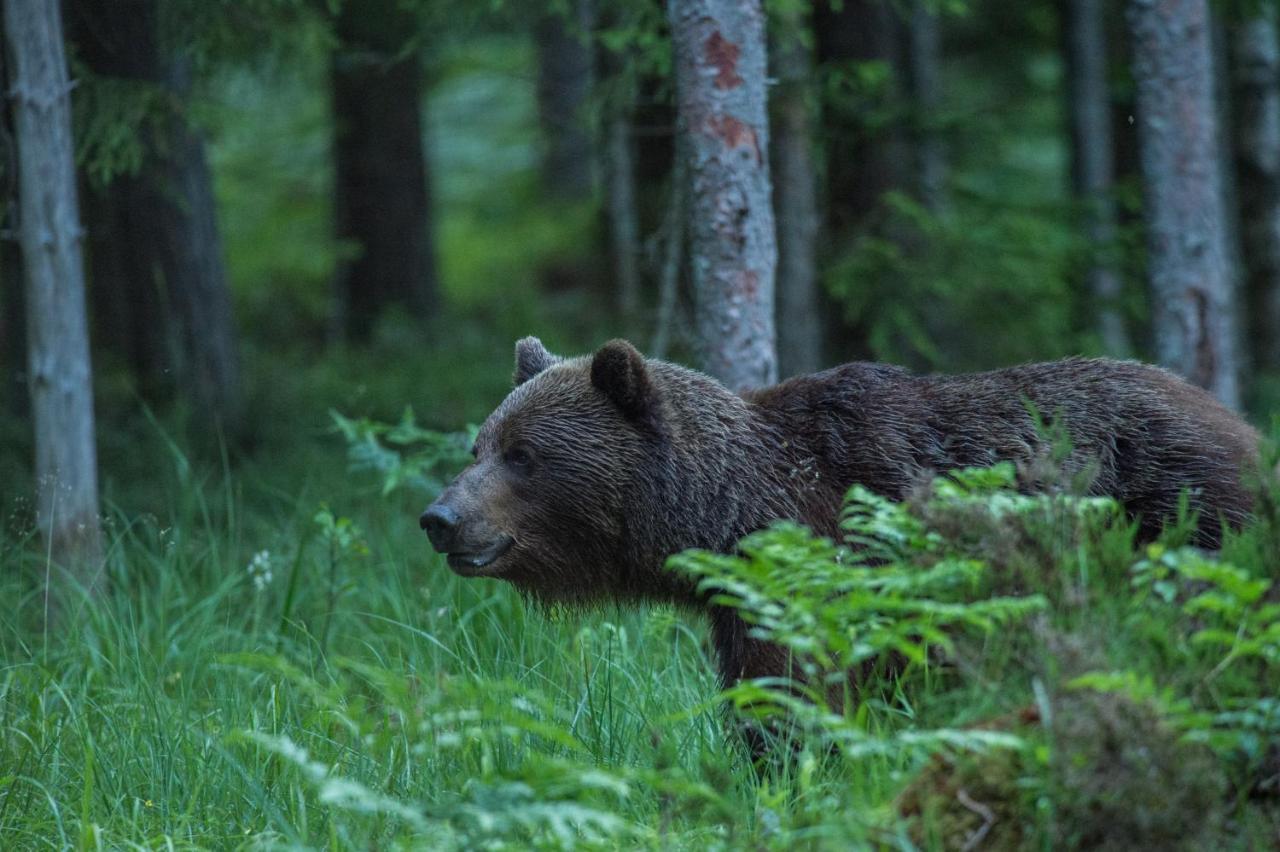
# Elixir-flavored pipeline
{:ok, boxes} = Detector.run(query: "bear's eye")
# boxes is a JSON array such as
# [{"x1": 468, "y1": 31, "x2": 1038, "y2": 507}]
[{"x1": 504, "y1": 446, "x2": 534, "y2": 472}]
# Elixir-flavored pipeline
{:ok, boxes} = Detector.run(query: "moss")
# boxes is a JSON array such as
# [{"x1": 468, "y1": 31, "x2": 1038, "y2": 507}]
[
  {"x1": 896, "y1": 692, "x2": 1229, "y2": 850},
  {"x1": 1049, "y1": 691, "x2": 1226, "y2": 850}
]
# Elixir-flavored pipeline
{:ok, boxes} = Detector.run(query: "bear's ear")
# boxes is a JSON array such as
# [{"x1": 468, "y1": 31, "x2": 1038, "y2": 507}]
[
  {"x1": 514, "y1": 336, "x2": 560, "y2": 386},
  {"x1": 591, "y1": 339, "x2": 659, "y2": 425}
]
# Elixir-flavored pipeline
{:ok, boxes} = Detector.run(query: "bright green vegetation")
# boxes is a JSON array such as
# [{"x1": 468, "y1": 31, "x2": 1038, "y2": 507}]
[{"x1": 2, "y1": 417, "x2": 1277, "y2": 848}]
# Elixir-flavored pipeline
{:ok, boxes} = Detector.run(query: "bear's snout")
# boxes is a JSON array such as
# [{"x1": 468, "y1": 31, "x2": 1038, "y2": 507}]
[
  {"x1": 420, "y1": 494, "x2": 515, "y2": 576},
  {"x1": 419, "y1": 503, "x2": 460, "y2": 552}
]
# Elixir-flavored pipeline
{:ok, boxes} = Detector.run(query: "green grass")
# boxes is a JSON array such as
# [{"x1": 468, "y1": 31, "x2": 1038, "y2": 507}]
[{"x1": 0, "y1": 424, "x2": 744, "y2": 849}]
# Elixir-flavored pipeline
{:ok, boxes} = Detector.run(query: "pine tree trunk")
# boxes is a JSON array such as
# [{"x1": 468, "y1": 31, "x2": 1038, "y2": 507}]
[
  {"x1": 603, "y1": 74, "x2": 642, "y2": 321},
  {"x1": 164, "y1": 62, "x2": 243, "y2": 431},
  {"x1": 70, "y1": 0, "x2": 244, "y2": 435},
  {"x1": 4, "y1": 0, "x2": 103, "y2": 587},
  {"x1": 669, "y1": 0, "x2": 777, "y2": 391},
  {"x1": 534, "y1": 0, "x2": 596, "y2": 200},
  {"x1": 1, "y1": 239, "x2": 26, "y2": 417},
  {"x1": 651, "y1": 153, "x2": 687, "y2": 361},
  {"x1": 771, "y1": 17, "x2": 822, "y2": 377},
  {"x1": 331, "y1": 0, "x2": 438, "y2": 341},
  {"x1": 1127, "y1": 0, "x2": 1241, "y2": 408},
  {"x1": 905, "y1": 0, "x2": 946, "y2": 213},
  {"x1": 814, "y1": 0, "x2": 906, "y2": 238},
  {"x1": 1063, "y1": 0, "x2": 1130, "y2": 356},
  {"x1": 1231, "y1": 9, "x2": 1280, "y2": 375},
  {"x1": 813, "y1": 0, "x2": 907, "y2": 363}
]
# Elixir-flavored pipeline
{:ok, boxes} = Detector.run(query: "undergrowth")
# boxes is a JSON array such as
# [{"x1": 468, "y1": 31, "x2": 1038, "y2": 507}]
[{"x1": 1, "y1": 420, "x2": 1278, "y2": 849}]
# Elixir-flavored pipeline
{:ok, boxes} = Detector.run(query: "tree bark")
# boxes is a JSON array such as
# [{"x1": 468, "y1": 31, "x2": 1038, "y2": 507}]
[
  {"x1": 651, "y1": 153, "x2": 687, "y2": 361},
  {"x1": 1126, "y1": 0, "x2": 1241, "y2": 408},
  {"x1": 814, "y1": 0, "x2": 906, "y2": 238},
  {"x1": 1, "y1": 238, "x2": 26, "y2": 418},
  {"x1": 0, "y1": 79, "x2": 24, "y2": 417},
  {"x1": 904, "y1": 0, "x2": 946, "y2": 213},
  {"x1": 596, "y1": 22, "x2": 642, "y2": 322},
  {"x1": 669, "y1": 0, "x2": 777, "y2": 391},
  {"x1": 812, "y1": 0, "x2": 907, "y2": 363},
  {"x1": 1231, "y1": 9, "x2": 1280, "y2": 375},
  {"x1": 69, "y1": 0, "x2": 244, "y2": 435},
  {"x1": 1063, "y1": 0, "x2": 1131, "y2": 356},
  {"x1": 4, "y1": 0, "x2": 103, "y2": 586},
  {"x1": 771, "y1": 17, "x2": 822, "y2": 377},
  {"x1": 534, "y1": 0, "x2": 596, "y2": 201},
  {"x1": 331, "y1": 0, "x2": 438, "y2": 341},
  {"x1": 605, "y1": 106, "x2": 642, "y2": 320}
]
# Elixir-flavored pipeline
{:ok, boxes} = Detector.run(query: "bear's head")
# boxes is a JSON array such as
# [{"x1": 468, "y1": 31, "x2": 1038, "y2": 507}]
[{"x1": 419, "y1": 336, "x2": 714, "y2": 604}]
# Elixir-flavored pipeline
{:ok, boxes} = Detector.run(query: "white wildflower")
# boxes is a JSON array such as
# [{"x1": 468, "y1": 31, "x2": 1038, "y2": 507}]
[{"x1": 247, "y1": 549, "x2": 274, "y2": 592}]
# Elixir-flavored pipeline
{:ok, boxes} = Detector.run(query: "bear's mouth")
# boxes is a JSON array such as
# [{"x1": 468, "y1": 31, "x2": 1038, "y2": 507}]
[{"x1": 445, "y1": 536, "x2": 514, "y2": 576}]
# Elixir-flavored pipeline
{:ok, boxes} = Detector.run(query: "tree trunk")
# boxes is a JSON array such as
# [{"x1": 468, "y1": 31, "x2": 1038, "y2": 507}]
[
  {"x1": 4, "y1": 0, "x2": 103, "y2": 586},
  {"x1": 1, "y1": 238, "x2": 26, "y2": 418},
  {"x1": 534, "y1": 0, "x2": 596, "y2": 201},
  {"x1": 70, "y1": 0, "x2": 244, "y2": 435},
  {"x1": 651, "y1": 153, "x2": 687, "y2": 361},
  {"x1": 1126, "y1": 0, "x2": 1241, "y2": 408},
  {"x1": 814, "y1": 0, "x2": 906, "y2": 238},
  {"x1": 904, "y1": 0, "x2": 946, "y2": 213},
  {"x1": 1063, "y1": 0, "x2": 1131, "y2": 356},
  {"x1": 596, "y1": 18, "x2": 643, "y2": 323},
  {"x1": 605, "y1": 107, "x2": 642, "y2": 320},
  {"x1": 1231, "y1": 9, "x2": 1280, "y2": 375},
  {"x1": 165, "y1": 63, "x2": 244, "y2": 431},
  {"x1": 668, "y1": 0, "x2": 777, "y2": 391},
  {"x1": 331, "y1": 0, "x2": 438, "y2": 341},
  {"x1": 813, "y1": 0, "x2": 906, "y2": 363},
  {"x1": 771, "y1": 16, "x2": 822, "y2": 377},
  {"x1": 0, "y1": 73, "x2": 24, "y2": 417}
]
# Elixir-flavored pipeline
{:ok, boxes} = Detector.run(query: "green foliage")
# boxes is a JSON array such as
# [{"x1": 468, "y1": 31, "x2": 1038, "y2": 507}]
[
  {"x1": 1114, "y1": 540, "x2": 1280, "y2": 767},
  {"x1": 594, "y1": 0, "x2": 671, "y2": 81},
  {"x1": 826, "y1": 192, "x2": 1083, "y2": 371},
  {"x1": 669, "y1": 472, "x2": 1049, "y2": 778},
  {"x1": 330, "y1": 408, "x2": 475, "y2": 497},
  {"x1": 71, "y1": 75, "x2": 176, "y2": 188},
  {"x1": 672, "y1": 482, "x2": 1048, "y2": 681}
]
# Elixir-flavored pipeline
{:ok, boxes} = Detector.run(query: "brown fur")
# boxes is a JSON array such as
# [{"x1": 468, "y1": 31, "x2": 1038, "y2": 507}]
[{"x1": 422, "y1": 338, "x2": 1261, "y2": 691}]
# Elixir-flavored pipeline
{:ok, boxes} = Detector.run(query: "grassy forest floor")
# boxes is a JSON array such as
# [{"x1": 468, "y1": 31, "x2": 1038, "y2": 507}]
[{"x1": 2, "y1": 26, "x2": 1280, "y2": 851}]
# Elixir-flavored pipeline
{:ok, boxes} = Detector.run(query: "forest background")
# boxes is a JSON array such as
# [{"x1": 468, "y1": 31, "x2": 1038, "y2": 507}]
[{"x1": 1, "y1": 0, "x2": 1279, "y2": 848}]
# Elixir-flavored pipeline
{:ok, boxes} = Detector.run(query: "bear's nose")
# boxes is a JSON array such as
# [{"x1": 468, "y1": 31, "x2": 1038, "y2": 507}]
[{"x1": 419, "y1": 503, "x2": 460, "y2": 552}]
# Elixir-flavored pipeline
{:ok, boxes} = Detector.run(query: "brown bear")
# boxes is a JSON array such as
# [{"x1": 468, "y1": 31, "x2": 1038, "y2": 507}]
[{"x1": 419, "y1": 337, "x2": 1261, "y2": 691}]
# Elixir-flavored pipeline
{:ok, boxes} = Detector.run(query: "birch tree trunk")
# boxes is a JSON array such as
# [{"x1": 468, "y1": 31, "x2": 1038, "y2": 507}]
[
  {"x1": 771, "y1": 17, "x2": 821, "y2": 377},
  {"x1": 1127, "y1": 0, "x2": 1241, "y2": 408},
  {"x1": 5, "y1": 0, "x2": 103, "y2": 587},
  {"x1": 1063, "y1": 0, "x2": 1130, "y2": 356},
  {"x1": 1231, "y1": 10, "x2": 1280, "y2": 375},
  {"x1": 669, "y1": 0, "x2": 777, "y2": 391}
]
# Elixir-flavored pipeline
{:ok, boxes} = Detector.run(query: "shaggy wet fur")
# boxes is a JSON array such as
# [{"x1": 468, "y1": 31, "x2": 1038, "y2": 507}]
[{"x1": 425, "y1": 338, "x2": 1261, "y2": 690}]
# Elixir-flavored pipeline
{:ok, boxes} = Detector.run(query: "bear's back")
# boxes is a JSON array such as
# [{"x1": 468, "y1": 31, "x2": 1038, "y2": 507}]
[{"x1": 746, "y1": 358, "x2": 1260, "y2": 544}]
